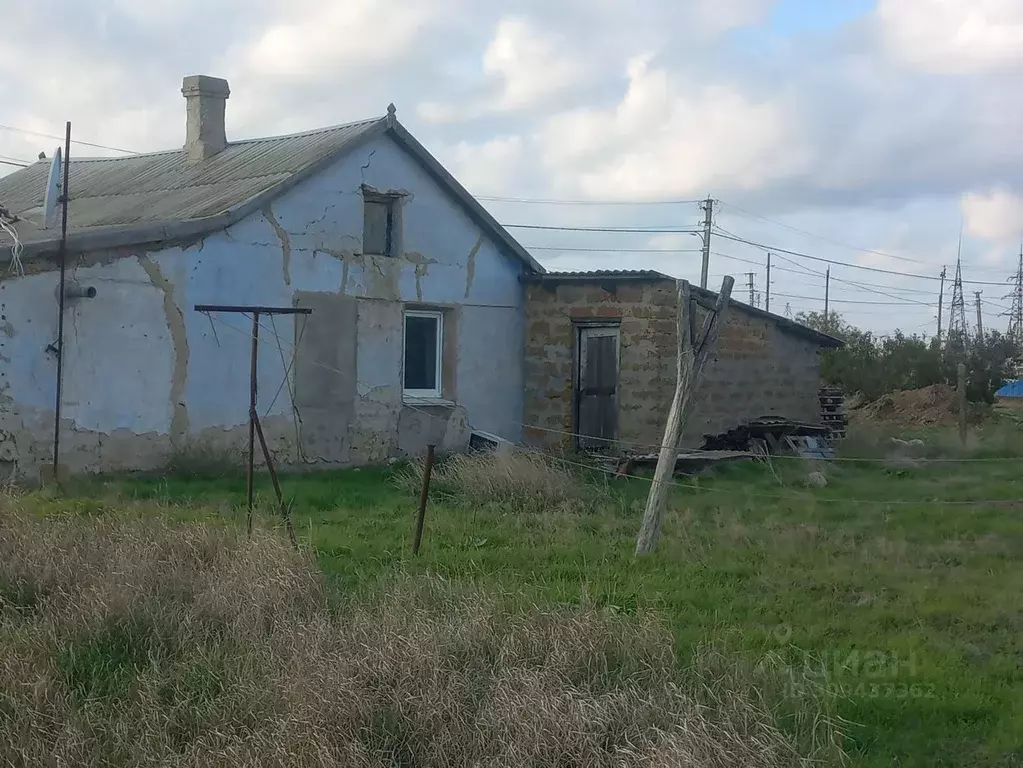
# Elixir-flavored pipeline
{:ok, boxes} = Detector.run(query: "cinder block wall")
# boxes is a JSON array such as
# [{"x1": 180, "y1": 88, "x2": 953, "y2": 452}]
[{"x1": 523, "y1": 278, "x2": 824, "y2": 452}]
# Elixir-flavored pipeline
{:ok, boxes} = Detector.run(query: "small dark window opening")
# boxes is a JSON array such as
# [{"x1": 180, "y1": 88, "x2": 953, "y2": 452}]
[{"x1": 364, "y1": 194, "x2": 396, "y2": 256}]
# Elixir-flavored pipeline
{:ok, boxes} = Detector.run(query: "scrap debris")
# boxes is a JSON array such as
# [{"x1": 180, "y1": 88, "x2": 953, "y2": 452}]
[
  {"x1": 700, "y1": 416, "x2": 835, "y2": 458},
  {"x1": 607, "y1": 416, "x2": 839, "y2": 477}
]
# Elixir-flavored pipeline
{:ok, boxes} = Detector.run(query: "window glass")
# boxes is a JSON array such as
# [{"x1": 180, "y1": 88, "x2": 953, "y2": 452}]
[{"x1": 404, "y1": 314, "x2": 440, "y2": 393}]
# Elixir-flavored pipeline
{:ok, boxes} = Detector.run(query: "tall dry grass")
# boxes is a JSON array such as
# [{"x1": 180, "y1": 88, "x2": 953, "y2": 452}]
[
  {"x1": 396, "y1": 447, "x2": 596, "y2": 513},
  {"x1": 0, "y1": 505, "x2": 845, "y2": 766}
]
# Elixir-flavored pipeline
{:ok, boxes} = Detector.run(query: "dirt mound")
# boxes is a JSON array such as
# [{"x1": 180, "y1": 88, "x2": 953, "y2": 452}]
[{"x1": 853, "y1": 384, "x2": 962, "y2": 426}]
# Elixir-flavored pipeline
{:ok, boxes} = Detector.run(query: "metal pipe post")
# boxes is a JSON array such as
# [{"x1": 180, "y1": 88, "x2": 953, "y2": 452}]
[
  {"x1": 246, "y1": 311, "x2": 260, "y2": 534},
  {"x1": 51, "y1": 121, "x2": 72, "y2": 481}
]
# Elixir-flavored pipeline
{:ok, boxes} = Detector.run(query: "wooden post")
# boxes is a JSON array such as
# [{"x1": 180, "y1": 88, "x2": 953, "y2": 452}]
[
  {"x1": 412, "y1": 444, "x2": 436, "y2": 555},
  {"x1": 252, "y1": 410, "x2": 298, "y2": 549},
  {"x1": 636, "y1": 276, "x2": 735, "y2": 555},
  {"x1": 958, "y1": 362, "x2": 967, "y2": 445}
]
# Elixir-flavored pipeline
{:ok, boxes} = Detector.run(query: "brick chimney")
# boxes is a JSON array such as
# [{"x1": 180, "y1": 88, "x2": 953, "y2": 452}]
[{"x1": 181, "y1": 75, "x2": 230, "y2": 162}]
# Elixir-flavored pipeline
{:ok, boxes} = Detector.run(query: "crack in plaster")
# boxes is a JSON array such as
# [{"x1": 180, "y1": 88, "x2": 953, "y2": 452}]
[
  {"x1": 137, "y1": 255, "x2": 190, "y2": 446},
  {"x1": 318, "y1": 248, "x2": 359, "y2": 293},
  {"x1": 465, "y1": 234, "x2": 483, "y2": 299},
  {"x1": 406, "y1": 252, "x2": 438, "y2": 302},
  {"x1": 360, "y1": 150, "x2": 376, "y2": 183},
  {"x1": 263, "y1": 204, "x2": 292, "y2": 286}
]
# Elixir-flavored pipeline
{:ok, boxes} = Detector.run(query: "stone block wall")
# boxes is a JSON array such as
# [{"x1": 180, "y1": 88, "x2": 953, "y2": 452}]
[{"x1": 523, "y1": 278, "x2": 825, "y2": 452}]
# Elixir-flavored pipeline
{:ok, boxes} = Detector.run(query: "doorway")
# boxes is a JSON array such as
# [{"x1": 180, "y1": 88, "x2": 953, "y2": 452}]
[{"x1": 575, "y1": 324, "x2": 620, "y2": 451}]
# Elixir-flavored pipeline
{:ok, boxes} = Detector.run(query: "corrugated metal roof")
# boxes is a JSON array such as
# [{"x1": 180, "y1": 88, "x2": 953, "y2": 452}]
[
  {"x1": 0, "y1": 118, "x2": 381, "y2": 246},
  {"x1": 535, "y1": 269, "x2": 672, "y2": 280},
  {"x1": 996, "y1": 379, "x2": 1023, "y2": 398}
]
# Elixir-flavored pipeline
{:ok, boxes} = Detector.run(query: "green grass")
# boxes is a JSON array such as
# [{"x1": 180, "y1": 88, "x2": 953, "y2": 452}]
[{"x1": 31, "y1": 428, "x2": 1023, "y2": 767}]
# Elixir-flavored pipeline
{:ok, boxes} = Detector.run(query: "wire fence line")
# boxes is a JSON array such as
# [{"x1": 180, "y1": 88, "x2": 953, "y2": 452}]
[
  {"x1": 517, "y1": 422, "x2": 1023, "y2": 463},
  {"x1": 201, "y1": 310, "x2": 1023, "y2": 473},
  {"x1": 543, "y1": 451, "x2": 1023, "y2": 507}
]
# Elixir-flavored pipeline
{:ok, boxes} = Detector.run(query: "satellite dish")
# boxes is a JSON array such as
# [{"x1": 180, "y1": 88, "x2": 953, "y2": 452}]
[{"x1": 42, "y1": 147, "x2": 62, "y2": 229}]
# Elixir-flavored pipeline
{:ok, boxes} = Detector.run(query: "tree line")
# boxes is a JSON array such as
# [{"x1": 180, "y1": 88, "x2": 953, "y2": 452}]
[{"x1": 796, "y1": 311, "x2": 1022, "y2": 403}]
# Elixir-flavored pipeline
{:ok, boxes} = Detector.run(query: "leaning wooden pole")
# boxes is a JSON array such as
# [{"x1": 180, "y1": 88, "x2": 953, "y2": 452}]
[
  {"x1": 635, "y1": 276, "x2": 734, "y2": 555},
  {"x1": 411, "y1": 444, "x2": 437, "y2": 555}
]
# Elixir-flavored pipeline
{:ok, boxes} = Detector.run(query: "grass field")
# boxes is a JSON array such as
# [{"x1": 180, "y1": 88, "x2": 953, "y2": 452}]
[{"x1": 3, "y1": 424, "x2": 1023, "y2": 766}]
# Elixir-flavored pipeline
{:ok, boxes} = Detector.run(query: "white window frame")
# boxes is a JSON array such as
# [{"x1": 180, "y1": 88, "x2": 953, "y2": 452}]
[{"x1": 403, "y1": 309, "x2": 444, "y2": 399}]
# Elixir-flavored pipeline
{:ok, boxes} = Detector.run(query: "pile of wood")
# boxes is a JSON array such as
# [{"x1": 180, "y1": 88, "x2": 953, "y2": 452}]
[{"x1": 700, "y1": 416, "x2": 832, "y2": 454}]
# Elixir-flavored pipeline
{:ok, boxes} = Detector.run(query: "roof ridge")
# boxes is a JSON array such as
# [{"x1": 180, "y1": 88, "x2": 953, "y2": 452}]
[
  {"x1": 230, "y1": 116, "x2": 384, "y2": 145},
  {"x1": 64, "y1": 116, "x2": 386, "y2": 164}
]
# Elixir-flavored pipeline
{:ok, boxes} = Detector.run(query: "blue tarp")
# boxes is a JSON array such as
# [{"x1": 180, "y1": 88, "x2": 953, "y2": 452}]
[{"x1": 995, "y1": 379, "x2": 1023, "y2": 398}]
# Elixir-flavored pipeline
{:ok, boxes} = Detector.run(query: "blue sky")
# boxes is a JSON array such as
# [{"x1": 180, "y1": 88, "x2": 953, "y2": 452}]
[
  {"x1": 1, "y1": 0, "x2": 1022, "y2": 335},
  {"x1": 768, "y1": 0, "x2": 876, "y2": 33}
]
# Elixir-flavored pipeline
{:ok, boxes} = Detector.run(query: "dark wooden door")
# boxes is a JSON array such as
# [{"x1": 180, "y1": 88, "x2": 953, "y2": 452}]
[{"x1": 576, "y1": 326, "x2": 619, "y2": 451}]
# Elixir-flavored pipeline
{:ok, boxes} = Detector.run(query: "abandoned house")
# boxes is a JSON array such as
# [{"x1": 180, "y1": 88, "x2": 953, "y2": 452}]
[{"x1": 0, "y1": 74, "x2": 840, "y2": 481}]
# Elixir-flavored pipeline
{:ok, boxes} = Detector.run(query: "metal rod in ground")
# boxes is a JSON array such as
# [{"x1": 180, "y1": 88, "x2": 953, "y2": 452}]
[
  {"x1": 246, "y1": 311, "x2": 260, "y2": 535},
  {"x1": 252, "y1": 409, "x2": 298, "y2": 549},
  {"x1": 958, "y1": 362, "x2": 967, "y2": 445},
  {"x1": 412, "y1": 444, "x2": 437, "y2": 555},
  {"x1": 51, "y1": 121, "x2": 72, "y2": 482}
]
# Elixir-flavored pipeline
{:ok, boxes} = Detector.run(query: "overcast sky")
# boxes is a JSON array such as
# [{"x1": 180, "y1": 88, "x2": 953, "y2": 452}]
[{"x1": 2, "y1": 0, "x2": 1022, "y2": 335}]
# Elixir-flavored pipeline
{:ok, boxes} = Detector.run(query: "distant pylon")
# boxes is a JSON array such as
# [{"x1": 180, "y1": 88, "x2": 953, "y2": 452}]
[
  {"x1": 1004, "y1": 244, "x2": 1023, "y2": 344},
  {"x1": 948, "y1": 254, "x2": 969, "y2": 354}
]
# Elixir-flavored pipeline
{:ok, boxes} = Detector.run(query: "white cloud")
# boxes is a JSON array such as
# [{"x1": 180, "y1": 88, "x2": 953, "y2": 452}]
[
  {"x1": 538, "y1": 56, "x2": 809, "y2": 199},
  {"x1": 442, "y1": 136, "x2": 530, "y2": 196},
  {"x1": 482, "y1": 17, "x2": 584, "y2": 112},
  {"x1": 233, "y1": 0, "x2": 436, "y2": 80},
  {"x1": 962, "y1": 187, "x2": 1023, "y2": 241},
  {"x1": 878, "y1": 0, "x2": 1023, "y2": 74}
]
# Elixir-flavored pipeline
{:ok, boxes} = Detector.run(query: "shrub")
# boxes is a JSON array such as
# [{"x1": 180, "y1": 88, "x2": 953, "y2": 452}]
[
  {"x1": 163, "y1": 439, "x2": 244, "y2": 480},
  {"x1": 396, "y1": 447, "x2": 597, "y2": 513}
]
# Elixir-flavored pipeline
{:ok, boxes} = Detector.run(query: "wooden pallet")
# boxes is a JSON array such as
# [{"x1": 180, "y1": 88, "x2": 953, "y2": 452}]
[{"x1": 819, "y1": 387, "x2": 847, "y2": 439}]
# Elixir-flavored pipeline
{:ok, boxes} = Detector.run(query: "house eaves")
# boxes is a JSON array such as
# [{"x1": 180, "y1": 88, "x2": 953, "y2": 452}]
[{"x1": 0, "y1": 115, "x2": 543, "y2": 275}]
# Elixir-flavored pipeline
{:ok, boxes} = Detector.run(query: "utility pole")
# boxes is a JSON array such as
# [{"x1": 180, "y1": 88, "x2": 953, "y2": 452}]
[
  {"x1": 974, "y1": 290, "x2": 984, "y2": 341},
  {"x1": 824, "y1": 267, "x2": 830, "y2": 329},
  {"x1": 937, "y1": 266, "x2": 946, "y2": 348},
  {"x1": 699, "y1": 197, "x2": 713, "y2": 289},
  {"x1": 745, "y1": 271, "x2": 756, "y2": 306},
  {"x1": 765, "y1": 252, "x2": 772, "y2": 313}
]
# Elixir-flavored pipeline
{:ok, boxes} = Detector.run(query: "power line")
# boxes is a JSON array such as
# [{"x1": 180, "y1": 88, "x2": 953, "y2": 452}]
[
  {"x1": 712, "y1": 229, "x2": 1011, "y2": 287},
  {"x1": 526, "y1": 245, "x2": 703, "y2": 253},
  {"x1": 506, "y1": 223, "x2": 700, "y2": 233},
  {"x1": 0, "y1": 123, "x2": 136, "y2": 155},
  {"x1": 771, "y1": 291, "x2": 932, "y2": 306},
  {"x1": 718, "y1": 200, "x2": 935, "y2": 267},
  {"x1": 478, "y1": 196, "x2": 703, "y2": 208},
  {"x1": 762, "y1": 247, "x2": 940, "y2": 306},
  {"x1": 718, "y1": 199, "x2": 1012, "y2": 276},
  {"x1": 0, "y1": 158, "x2": 28, "y2": 168}
]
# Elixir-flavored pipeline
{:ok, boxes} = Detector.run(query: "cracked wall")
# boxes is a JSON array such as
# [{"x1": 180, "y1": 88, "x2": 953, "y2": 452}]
[{"x1": 1, "y1": 133, "x2": 526, "y2": 480}]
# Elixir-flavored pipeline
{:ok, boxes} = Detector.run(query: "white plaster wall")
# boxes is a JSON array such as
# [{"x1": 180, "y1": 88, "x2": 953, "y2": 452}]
[
  {"x1": 0, "y1": 131, "x2": 528, "y2": 478},
  {"x1": 175, "y1": 132, "x2": 526, "y2": 442}
]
